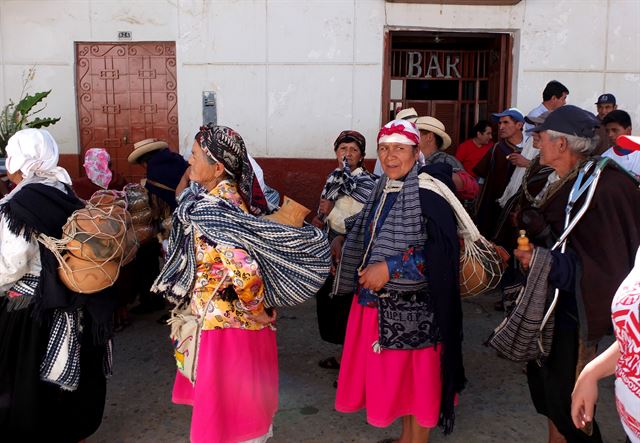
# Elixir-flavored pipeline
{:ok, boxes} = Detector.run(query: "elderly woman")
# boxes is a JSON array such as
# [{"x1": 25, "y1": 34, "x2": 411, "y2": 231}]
[
  {"x1": 514, "y1": 106, "x2": 640, "y2": 443},
  {"x1": 333, "y1": 120, "x2": 465, "y2": 442},
  {"x1": 313, "y1": 130, "x2": 376, "y2": 371},
  {"x1": 0, "y1": 129, "x2": 114, "y2": 441},
  {"x1": 153, "y1": 125, "x2": 278, "y2": 443}
]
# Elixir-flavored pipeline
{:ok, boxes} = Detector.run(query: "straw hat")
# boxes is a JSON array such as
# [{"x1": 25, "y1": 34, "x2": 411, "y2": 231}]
[
  {"x1": 128, "y1": 138, "x2": 169, "y2": 164},
  {"x1": 413, "y1": 116, "x2": 452, "y2": 150},
  {"x1": 396, "y1": 107, "x2": 418, "y2": 121}
]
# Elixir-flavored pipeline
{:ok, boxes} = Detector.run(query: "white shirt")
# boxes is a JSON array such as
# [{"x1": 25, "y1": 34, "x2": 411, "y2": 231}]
[
  {"x1": 611, "y1": 246, "x2": 640, "y2": 442},
  {"x1": 524, "y1": 103, "x2": 551, "y2": 134},
  {"x1": 0, "y1": 214, "x2": 41, "y2": 292},
  {"x1": 602, "y1": 147, "x2": 640, "y2": 177}
]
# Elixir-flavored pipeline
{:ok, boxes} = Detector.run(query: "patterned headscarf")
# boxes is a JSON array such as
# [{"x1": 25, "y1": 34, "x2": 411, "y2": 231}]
[
  {"x1": 6, "y1": 128, "x2": 72, "y2": 185},
  {"x1": 195, "y1": 124, "x2": 268, "y2": 215},
  {"x1": 377, "y1": 119, "x2": 420, "y2": 146},
  {"x1": 334, "y1": 130, "x2": 366, "y2": 156},
  {"x1": 83, "y1": 148, "x2": 112, "y2": 189}
]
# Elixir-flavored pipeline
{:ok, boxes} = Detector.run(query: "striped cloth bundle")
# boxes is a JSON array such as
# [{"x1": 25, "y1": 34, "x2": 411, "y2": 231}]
[
  {"x1": 152, "y1": 183, "x2": 331, "y2": 308},
  {"x1": 487, "y1": 247, "x2": 554, "y2": 362}
]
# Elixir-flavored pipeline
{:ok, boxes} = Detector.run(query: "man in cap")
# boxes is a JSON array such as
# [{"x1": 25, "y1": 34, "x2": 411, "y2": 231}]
[
  {"x1": 595, "y1": 93, "x2": 617, "y2": 120},
  {"x1": 600, "y1": 110, "x2": 640, "y2": 176},
  {"x1": 593, "y1": 93, "x2": 617, "y2": 155},
  {"x1": 473, "y1": 108, "x2": 525, "y2": 239},
  {"x1": 513, "y1": 105, "x2": 640, "y2": 443}
]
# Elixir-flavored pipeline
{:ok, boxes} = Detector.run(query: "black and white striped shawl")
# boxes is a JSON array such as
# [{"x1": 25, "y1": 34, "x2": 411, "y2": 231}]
[
  {"x1": 152, "y1": 182, "x2": 331, "y2": 307},
  {"x1": 320, "y1": 163, "x2": 376, "y2": 204},
  {"x1": 333, "y1": 164, "x2": 427, "y2": 296}
]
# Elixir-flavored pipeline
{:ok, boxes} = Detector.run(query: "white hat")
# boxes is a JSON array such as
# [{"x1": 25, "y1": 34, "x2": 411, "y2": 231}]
[
  {"x1": 413, "y1": 116, "x2": 452, "y2": 150},
  {"x1": 396, "y1": 107, "x2": 418, "y2": 121},
  {"x1": 128, "y1": 138, "x2": 169, "y2": 164}
]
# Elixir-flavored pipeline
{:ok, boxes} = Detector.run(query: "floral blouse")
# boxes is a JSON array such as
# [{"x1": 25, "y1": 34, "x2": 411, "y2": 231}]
[{"x1": 190, "y1": 180, "x2": 271, "y2": 331}]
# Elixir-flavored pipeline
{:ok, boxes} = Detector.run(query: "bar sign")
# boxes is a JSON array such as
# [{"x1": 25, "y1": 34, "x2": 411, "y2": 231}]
[{"x1": 118, "y1": 31, "x2": 132, "y2": 40}]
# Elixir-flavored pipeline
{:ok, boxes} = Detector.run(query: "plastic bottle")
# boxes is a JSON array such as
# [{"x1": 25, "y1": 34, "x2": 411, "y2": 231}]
[{"x1": 517, "y1": 230, "x2": 530, "y2": 251}]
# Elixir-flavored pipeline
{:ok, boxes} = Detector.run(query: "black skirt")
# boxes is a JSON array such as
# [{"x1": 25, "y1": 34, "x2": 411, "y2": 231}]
[
  {"x1": 0, "y1": 297, "x2": 107, "y2": 442},
  {"x1": 316, "y1": 276, "x2": 353, "y2": 345}
]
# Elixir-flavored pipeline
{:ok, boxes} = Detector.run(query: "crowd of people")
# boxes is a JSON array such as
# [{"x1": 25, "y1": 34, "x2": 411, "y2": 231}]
[{"x1": 0, "y1": 80, "x2": 638, "y2": 443}]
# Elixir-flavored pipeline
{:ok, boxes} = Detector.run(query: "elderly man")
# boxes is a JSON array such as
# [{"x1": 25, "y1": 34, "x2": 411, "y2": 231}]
[
  {"x1": 473, "y1": 108, "x2": 525, "y2": 240},
  {"x1": 514, "y1": 105, "x2": 640, "y2": 443}
]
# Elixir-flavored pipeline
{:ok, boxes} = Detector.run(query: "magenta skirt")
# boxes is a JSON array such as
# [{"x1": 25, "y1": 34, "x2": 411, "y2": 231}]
[
  {"x1": 335, "y1": 296, "x2": 443, "y2": 428},
  {"x1": 173, "y1": 327, "x2": 278, "y2": 443}
]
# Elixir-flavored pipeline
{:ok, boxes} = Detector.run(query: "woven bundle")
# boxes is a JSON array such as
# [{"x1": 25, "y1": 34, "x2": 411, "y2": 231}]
[
  {"x1": 418, "y1": 173, "x2": 505, "y2": 298},
  {"x1": 124, "y1": 183, "x2": 155, "y2": 243},
  {"x1": 89, "y1": 190, "x2": 138, "y2": 265}
]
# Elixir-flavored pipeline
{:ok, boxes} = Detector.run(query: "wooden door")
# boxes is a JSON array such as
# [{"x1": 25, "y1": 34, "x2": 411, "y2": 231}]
[
  {"x1": 75, "y1": 42, "x2": 179, "y2": 181},
  {"x1": 486, "y1": 34, "x2": 512, "y2": 116}
]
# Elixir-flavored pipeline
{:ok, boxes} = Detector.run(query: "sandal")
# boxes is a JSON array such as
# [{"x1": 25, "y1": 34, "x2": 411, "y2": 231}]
[{"x1": 318, "y1": 356, "x2": 340, "y2": 369}]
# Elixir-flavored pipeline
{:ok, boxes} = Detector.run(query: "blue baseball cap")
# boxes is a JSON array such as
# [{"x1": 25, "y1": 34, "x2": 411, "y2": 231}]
[
  {"x1": 529, "y1": 105, "x2": 599, "y2": 138},
  {"x1": 595, "y1": 93, "x2": 616, "y2": 105},
  {"x1": 491, "y1": 108, "x2": 525, "y2": 123}
]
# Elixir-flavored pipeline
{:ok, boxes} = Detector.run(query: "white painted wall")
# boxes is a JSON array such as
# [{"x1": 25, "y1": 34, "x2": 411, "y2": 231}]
[{"x1": 0, "y1": 0, "x2": 638, "y2": 158}]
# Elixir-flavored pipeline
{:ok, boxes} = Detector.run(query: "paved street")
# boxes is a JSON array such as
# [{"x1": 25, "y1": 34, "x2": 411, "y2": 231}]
[{"x1": 90, "y1": 294, "x2": 626, "y2": 443}]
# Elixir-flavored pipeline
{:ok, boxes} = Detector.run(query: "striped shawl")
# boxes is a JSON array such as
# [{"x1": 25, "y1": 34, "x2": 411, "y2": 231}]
[
  {"x1": 152, "y1": 182, "x2": 331, "y2": 307},
  {"x1": 333, "y1": 164, "x2": 427, "y2": 296}
]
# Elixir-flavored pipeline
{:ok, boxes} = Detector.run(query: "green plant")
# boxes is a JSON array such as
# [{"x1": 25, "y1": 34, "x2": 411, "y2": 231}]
[{"x1": 0, "y1": 68, "x2": 61, "y2": 157}]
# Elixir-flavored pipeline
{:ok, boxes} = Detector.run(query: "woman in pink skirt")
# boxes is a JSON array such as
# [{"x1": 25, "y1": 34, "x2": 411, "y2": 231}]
[
  {"x1": 154, "y1": 125, "x2": 278, "y2": 443},
  {"x1": 332, "y1": 120, "x2": 466, "y2": 442}
]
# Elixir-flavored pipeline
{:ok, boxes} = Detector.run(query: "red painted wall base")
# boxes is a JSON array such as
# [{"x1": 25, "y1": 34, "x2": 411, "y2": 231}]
[{"x1": 59, "y1": 154, "x2": 376, "y2": 216}]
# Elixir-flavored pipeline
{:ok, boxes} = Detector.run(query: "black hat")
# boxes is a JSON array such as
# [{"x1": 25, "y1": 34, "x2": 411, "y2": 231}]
[
  {"x1": 595, "y1": 93, "x2": 616, "y2": 105},
  {"x1": 529, "y1": 105, "x2": 599, "y2": 138}
]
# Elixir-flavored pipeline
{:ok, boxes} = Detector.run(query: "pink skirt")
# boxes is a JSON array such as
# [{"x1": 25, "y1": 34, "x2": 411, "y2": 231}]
[
  {"x1": 173, "y1": 327, "x2": 278, "y2": 443},
  {"x1": 335, "y1": 295, "x2": 443, "y2": 428}
]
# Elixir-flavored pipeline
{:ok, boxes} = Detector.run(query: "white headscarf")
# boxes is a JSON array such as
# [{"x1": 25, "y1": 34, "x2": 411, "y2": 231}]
[{"x1": 6, "y1": 128, "x2": 71, "y2": 185}]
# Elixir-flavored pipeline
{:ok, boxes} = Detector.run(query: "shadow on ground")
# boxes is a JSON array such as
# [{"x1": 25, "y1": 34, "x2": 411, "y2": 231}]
[{"x1": 90, "y1": 293, "x2": 625, "y2": 443}]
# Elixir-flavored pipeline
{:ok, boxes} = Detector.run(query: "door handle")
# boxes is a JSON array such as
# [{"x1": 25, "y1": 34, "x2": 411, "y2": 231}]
[{"x1": 123, "y1": 133, "x2": 128, "y2": 144}]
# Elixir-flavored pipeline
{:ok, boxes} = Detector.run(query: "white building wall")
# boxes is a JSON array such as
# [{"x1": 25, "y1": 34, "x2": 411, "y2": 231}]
[{"x1": 0, "y1": 0, "x2": 638, "y2": 158}]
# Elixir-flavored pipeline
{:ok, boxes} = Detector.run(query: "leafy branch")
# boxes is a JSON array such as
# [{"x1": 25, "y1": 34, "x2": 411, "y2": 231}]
[{"x1": 0, "y1": 68, "x2": 61, "y2": 157}]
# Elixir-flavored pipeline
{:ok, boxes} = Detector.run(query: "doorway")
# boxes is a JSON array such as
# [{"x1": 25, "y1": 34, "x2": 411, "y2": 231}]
[
  {"x1": 75, "y1": 42, "x2": 179, "y2": 181},
  {"x1": 383, "y1": 31, "x2": 513, "y2": 151}
]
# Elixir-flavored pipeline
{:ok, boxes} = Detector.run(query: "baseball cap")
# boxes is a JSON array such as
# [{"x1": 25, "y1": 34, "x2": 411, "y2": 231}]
[
  {"x1": 595, "y1": 93, "x2": 616, "y2": 105},
  {"x1": 529, "y1": 105, "x2": 599, "y2": 138},
  {"x1": 491, "y1": 108, "x2": 525, "y2": 123}
]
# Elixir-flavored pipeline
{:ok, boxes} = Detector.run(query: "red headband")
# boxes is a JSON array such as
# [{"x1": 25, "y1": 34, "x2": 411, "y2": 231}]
[{"x1": 377, "y1": 122, "x2": 420, "y2": 145}]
